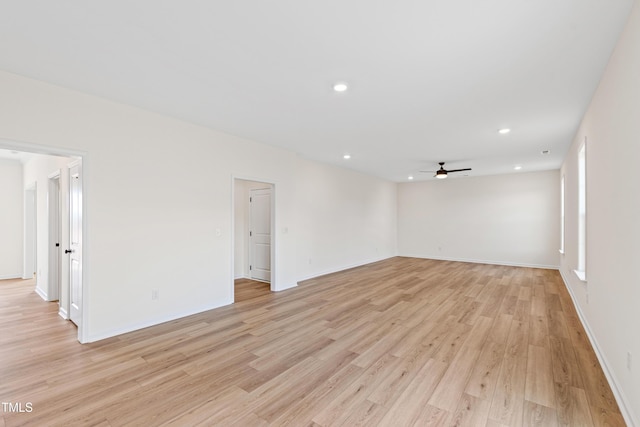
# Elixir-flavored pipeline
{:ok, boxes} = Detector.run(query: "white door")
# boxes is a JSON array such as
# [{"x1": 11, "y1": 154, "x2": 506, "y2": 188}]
[
  {"x1": 249, "y1": 188, "x2": 271, "y2": 282},
  {"x1": 48, "y1": 174, "x2": 61, "y2": 301},
  {"x1": 68, "y1": 161, "x2": 83, "y2": 326}
]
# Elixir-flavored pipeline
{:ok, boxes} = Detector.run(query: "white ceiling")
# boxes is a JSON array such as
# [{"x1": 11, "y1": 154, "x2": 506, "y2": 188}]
[{"x1": 0, "y1": 1, "x2": 634, "y2": 181}]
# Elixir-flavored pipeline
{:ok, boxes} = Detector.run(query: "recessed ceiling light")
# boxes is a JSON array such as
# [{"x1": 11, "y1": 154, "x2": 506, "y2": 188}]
[
  {"x1": 333, "y1": 82, "x2": 348, "y2": 92},
  {"x1": 498, "y1": 128, "x2": 511, "y2": 134},
  {"x1": 408, "y1": 176, "x2": 414, "y2": 180},
  {"x1": 514, "y1": 165, "x2": 522, "y2": 170},
  {"x1": 343, "y1": 154, "x2": 351, "y2": 159},
  {"x1": 541, "y1": 149, "x2": 551, "y2": 155}
]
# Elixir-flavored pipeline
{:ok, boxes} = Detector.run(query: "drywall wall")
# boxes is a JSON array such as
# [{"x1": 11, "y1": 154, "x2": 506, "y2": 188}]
[
  {"x1": 0, "y1": 70, "x2": 398, "y2": 342},
  {"x1": 295, "y1": 157, "x2": 398, "y2": 281},
  {"x1": 560, "y1": 1, "x2": 640, "y2": 424},
  {"x1": 233, "y1": 179, "x2": 246, "y2": 280},
  {"x1": 0, "y1": 159, "x2": 23, "y2": 279},
  {"x1": 397, "y1": 170, "x2": 560, "y2": 268}
]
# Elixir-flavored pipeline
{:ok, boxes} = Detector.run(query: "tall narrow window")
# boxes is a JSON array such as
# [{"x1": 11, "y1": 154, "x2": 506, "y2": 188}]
[
  {"x1": 560, "y1": 175, "x2": 565, "y2": 254},
  {"x1": 576, "y1": 140, "x2": 587, "y2": 280}
]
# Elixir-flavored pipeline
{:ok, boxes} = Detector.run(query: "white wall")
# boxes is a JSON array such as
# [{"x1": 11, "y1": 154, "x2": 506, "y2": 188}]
[
  {"x1": 0, "y1": 159, "x2": 23, "y2": 279},
  {"x1": 398, "y1": 170, "x2": 560, "y2": 268},
  {"x1": 0, "y1": 69, "x2": 398, "y2": 342},
  {"x1": 22, "y1": 153, "x2": 75, "y2": 305},
  {"x1": 560, "y1": 1, "x2": 640, "y2": 424},
  {"x1": 295, "y1": 157, "x2": 398, "y2": 281},
  {"x1": 233, "y1": 179, "x2": 246, "y2": 280}
]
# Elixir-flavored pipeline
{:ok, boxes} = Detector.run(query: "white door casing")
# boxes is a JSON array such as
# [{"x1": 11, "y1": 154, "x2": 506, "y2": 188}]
[
  {"x1": 68, "y1": 161, "x2": 82, "y2": 326},
  {"x1": 249, "y1": 188, "x2": 271, "y2": 282}
]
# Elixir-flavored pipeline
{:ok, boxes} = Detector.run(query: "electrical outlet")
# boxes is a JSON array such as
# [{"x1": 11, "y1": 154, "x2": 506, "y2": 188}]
[
  {"x1": 628, "y1": 352, "x2": 632, "y2": 371},
  {"x1": 152, "y1": 288, "x2": 159, "y2": 301}
]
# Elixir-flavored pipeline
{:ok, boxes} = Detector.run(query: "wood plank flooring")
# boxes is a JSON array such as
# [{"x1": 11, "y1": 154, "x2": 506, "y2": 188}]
[
  {"x1": 234, "y1": 278, "x2": 271, "y2": 303},
  {"x1": 0, "y1": 257, "x2": 625, "y2": 426}
]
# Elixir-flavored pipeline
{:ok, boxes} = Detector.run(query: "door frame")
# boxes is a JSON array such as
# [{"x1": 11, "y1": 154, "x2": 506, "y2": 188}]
[
  {"x1": 1, "y1": 138, "x2": 89, "y2": 343},
  {"x1": 231, "y1": 176, "x2": 276, "y2": 301}
]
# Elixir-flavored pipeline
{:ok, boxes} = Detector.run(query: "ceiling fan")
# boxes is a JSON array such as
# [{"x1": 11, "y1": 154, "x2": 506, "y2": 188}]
[{"x1": 420, "y1": 162, "x2": 471, "y2": 179}]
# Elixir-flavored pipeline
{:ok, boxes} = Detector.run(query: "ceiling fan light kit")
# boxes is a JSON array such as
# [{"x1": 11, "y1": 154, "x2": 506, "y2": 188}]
[{"x1": 420, "y1": 162, "x2": 472, "y2": 179}]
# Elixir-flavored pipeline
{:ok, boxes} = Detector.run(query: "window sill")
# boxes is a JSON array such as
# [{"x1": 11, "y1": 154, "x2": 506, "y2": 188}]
[{"x1": 573, "y1": 269, "x2": 586, "y2": 282}]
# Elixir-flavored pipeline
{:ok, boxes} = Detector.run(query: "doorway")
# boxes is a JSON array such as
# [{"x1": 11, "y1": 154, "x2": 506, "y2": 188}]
[
  {"x1": 232, "y1": 178, "x2": 274, "y2": 302},
  {"x1": 1, "y1": 140, "x2": 85, "y2": 342}
]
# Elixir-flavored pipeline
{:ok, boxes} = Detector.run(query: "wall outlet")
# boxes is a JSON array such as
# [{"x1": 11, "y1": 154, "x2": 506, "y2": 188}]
[
  {"x1": 628, "y1": 352, "x2": 632, "y2": 371},
  {"x1": 151, "y1": 288, "x2": 159, "y2": 301}
]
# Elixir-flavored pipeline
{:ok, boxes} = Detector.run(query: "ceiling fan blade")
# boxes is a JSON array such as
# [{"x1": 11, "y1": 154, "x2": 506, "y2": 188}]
[{"x1": 446, "y1": 168, "x2": 472, "y2": 173}]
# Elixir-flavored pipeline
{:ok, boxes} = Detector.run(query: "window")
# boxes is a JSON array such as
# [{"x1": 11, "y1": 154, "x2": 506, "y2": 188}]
[
  {"x1": 575, "y1": 139, "x2": 586, "y2": 281},
  {"x1": 560, "y1": 175, "x2": 565, "y2": 254}
]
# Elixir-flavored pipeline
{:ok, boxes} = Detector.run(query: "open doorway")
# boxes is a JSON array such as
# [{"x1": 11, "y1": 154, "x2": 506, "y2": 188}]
[
  {"x1": 233, "y1": 178, "x2": 274, "y2": 302},
  {"x1": 0, "y1": 141, "x2": 85, "y2": 342}
]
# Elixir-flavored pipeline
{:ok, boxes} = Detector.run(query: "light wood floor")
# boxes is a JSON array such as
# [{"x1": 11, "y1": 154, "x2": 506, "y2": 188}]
[
  {"x1": 235, "y1": 278, "x2": 271, "y2": 303},
  {"x1": 0, "y1": 258, "x2": 625, "y2": 426}
]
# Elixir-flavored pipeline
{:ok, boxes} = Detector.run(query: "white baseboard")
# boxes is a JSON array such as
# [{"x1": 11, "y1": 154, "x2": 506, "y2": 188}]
[
  {"x1": 559, "y1": 270, "x2": 637, "y2": 427},
  {"x1": 400, "y1": 254, "x2": 559, "y2": 270},
  {"x1": 35, "y1": 286, "x2": 48, "y2": 301},
  {"x1": 296, "y1": 255, "x2": 395, "y2": 284},
  {"x1": 273, "y1": 282, "x2": 297, "y2": 292},
  {"x1": 86, "y1": 297, "x2": 234, "y2": 343}
]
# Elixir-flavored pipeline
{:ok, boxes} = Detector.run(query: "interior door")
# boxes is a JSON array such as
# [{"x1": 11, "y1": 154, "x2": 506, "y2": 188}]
[
  {"x1": 250, "y1": 188, "x2": 271, "y2": 282},
  {"x1": 68, "y1": 161, "x2": 82, "y2": 326},
  {"x1": 48, "y1": 174, "x2": 61, "y2": 301}
]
